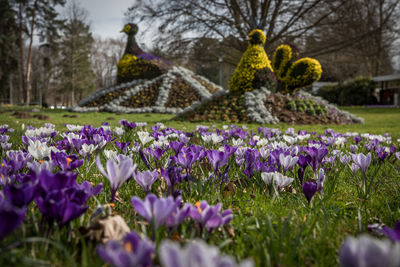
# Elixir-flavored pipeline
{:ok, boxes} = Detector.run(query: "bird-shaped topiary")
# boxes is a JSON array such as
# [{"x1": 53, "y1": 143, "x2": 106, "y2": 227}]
[
  {"x1": 228, "y1": 29, "x2": 273, "y2": 94},
  {"x1": 117, "y1": 23, "x2": 171, "y2": 84},
  {"x1": 272, "y1": 44, "x2": 322, "y2": 94}
]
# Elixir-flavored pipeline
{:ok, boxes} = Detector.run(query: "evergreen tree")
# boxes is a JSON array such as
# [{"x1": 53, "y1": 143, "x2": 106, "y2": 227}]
[
  {"x1": 11, "y1": 0, "x2": 65, "y2": 104},
  {"x1": 58, "y1": 1, "x2": 94, "y2": 106},
  {"x1": 0, "y1": 0, "x2": 18, "y2": 104}
]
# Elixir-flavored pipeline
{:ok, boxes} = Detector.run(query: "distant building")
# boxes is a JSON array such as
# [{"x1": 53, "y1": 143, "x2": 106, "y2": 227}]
[{"x1": 372, "y1": 74, "x2": 400, "y2": 106}]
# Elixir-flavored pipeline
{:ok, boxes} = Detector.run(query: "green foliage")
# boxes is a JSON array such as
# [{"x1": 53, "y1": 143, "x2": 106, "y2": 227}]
[
  {"x1": 58, "y1": 3, "x2": 95, "y2": 103},
  {"x1": 317, "y1": 77, "x2": 374, "y2": 106},
  {"x1": 0, "y1": 0, "x2": 18, "y2": 102},
  {"x1": 0, "y1": 106, "x2": 400, "y2": 266},
  {"x1": 316, "y1": 84, "x2": 341, "y2": 104},
  {"x1": 339, "y1": 77, "x2": 374, "y2": 106},
  {"x1": 289, "y1": 99, "x2": 326, "y2": 116}
]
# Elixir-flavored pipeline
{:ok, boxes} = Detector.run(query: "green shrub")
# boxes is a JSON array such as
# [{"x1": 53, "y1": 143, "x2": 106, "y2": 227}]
[
  {"x1": 316, "y1": 77, "x2": 374, "y2": 106},
  {"x1": 286, "y1": 100, "x2": 297, "y2": 111},
  {"x1": 339, "y1": 77, "x2": 374, "y2": 106},
  {"x1": 316, "y1": 84, "x2": 342, "y2": 104}
]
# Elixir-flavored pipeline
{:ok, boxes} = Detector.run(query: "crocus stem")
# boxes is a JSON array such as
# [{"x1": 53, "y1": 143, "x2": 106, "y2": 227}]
[
  {"x1": 362, "y1": 172, "x2": 366, "y2": 196},
  {"x1": 151, "y1": 220, "x2": 157, "y2": 241}
]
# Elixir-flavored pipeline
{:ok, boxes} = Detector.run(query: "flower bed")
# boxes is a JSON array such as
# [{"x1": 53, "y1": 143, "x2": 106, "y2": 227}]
[
  {"x1": 165, "y1": 77, "x2": 201, "y2": 108},
  {"x1": 0, "y1": 121, "x2": 399, "y2": 266},
  {"x1": 71, "y1": 66, "x2": 225, "y2": 114},
  {"x1": 121, "y1": 80, "x2": 162, "y2": 108}
]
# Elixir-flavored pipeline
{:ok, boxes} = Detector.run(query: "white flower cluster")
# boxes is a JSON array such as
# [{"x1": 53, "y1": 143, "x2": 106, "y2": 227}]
[
  {"x1": 244, "y1": 87, "x2": 280, "y2": 124},
  {"x1": 70, "y1": 66, "x2": 225, "y2": 114}
]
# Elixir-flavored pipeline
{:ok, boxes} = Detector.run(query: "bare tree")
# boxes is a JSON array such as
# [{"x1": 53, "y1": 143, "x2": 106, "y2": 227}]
[
  {"x1": 306, "y1": 0, "x2": 400, "y2": 78},
  {"x1": 127, "y1": 0, "x2": 347, "y2": 54},
  {"x1": 91, "y1": 36, "x2": 125, "y2": 88}
]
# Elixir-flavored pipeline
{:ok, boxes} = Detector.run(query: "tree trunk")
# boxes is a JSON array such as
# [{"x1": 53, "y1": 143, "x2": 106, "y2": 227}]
[
  {"x1": 25, "y1": 0, "x2": 38, "y2": 105},
  {"x1": 18, "y1": 2, "x2": 25, "y2": 104}
]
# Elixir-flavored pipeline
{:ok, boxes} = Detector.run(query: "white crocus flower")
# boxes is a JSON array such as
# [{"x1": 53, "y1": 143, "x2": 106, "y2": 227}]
[
  {"x1": 201, "y1": 134, "x2": 213, "y2": 144},
  {"x1": 113, "y1": 126, "x2": 125, "y2": 136},
  {"x1": 104, "y1": 149, "x2": 118, "y2": 159},
  {"x1": 137, "y1": 131, "x2": 154, "y2": 145},
  {"x1": 65, "y1": 124, "x2": 84, "y2": 132},
  {"x1": 334, "y1": 137, "x2": 347, "y2": 147},
  {"x1": 257, "y1": 138, "x2": 269, "y2": 147},
  {"x1": 283, "y1": 135, "x2": 297, "y2": 145},
  {"x1": 259, "y1": 147, "x2": 270, "y2": 159},
  {"x1": 232, "y1": 138, "x2": 243, "y2": 146},
  {"x1": 27, "y1": 140, "x2": 55, "y2": 160},
  {"x1": 279, "y1": 154, "x2": 298, "y2": 172},
  {"x1": 80, "y1": 143, "x2": 98, "y2": 156},
  {"x1": 261, "y1": 172, "x2": 294, "y2": 191},
  {"x1": 211, "y1": 133, "x2": 223, "y2": 144}
]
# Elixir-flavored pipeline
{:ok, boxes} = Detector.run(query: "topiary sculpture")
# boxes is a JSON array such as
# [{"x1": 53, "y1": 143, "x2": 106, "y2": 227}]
[
  {"x1": 228, "y1": 29, "x2": 273, "y2": 94},
  {"x1": 117, "y1": 23, "x2": 171, "y2": 84},
  {"x1": 272, "y1": 44, "x2": 322, "y2": 94}
]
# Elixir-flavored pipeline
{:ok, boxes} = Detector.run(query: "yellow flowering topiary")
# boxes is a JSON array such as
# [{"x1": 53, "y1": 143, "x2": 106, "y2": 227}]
[
  {"x1": 117, "y1": 54, "x2": 139, "y2": 79},
  {"x1": 116, "y1": 54, "x2": 166, "y2": 83},
  {"x1": 272, "y1": 44, "x2": 293, "y2": 81},
  {"x1": 284, "y1": 57, "x2": 322, "y2": 91},
  {"x1": 229, "y1": 29, "x2": 273, "y2": 93},
  {"x1": 271, "y1": 44, "x2": 322, "y2": 94}
]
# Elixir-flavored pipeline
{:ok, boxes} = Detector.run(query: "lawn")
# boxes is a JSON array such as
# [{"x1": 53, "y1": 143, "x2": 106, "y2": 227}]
[
  {"x1": 1, "y1": 106, "x2": 399, "y2": 138},
  {"x1": 0, "y1": 105, "x2": 399, "y2": 267}
]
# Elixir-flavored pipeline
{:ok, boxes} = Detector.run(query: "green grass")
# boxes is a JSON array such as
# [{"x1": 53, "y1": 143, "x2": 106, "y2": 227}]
[
  {"x1": 1, "y1": 106, "x2": 399, "y2": 138},
  {"x1": 0, "y1": 105, "x2": 399, "y2": 266}
]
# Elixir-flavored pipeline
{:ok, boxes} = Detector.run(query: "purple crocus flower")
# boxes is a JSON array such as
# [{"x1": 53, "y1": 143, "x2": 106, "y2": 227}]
[
  {"x1": 34, "y1": 170, "x2": 102, "y2": 226},
  {"x1": 161, "y1": 165, "x2": 184, "y2": 197},
  {"x1": 297, "y1": 155, "x2": 310, "y2": 184},
  {"x1": 353, "y1": 136, "x2": 362, "y2": 144},
  {"x1": 302, "y1": 181, "x2": 318, "y2": 204},
  {"x1": 160, "y1": 239, "x2": 254, "y2": 267},
  {"x1": 97, "y1": 231, "x2": 155, "y2": 267},
  {"x1": 115, "y1": 141, "x2": 130, "y2": 154},
  {"x1": 340, "y1": 154, "x2": 351, "y2": 165},
  {"x1": 206, "y1": 150, "x2": 230, "y2": 176},
  {"x1": 352, "y1": 152, "x2": 371, "y2": 192},
  {"x1": 381, "y1": 220, "x2": 400, "y2": 242},
  {"x1": 169, "y1": 141, "x2": 184, "y2": 155},
  {"x1": 339, "y1": 234, "x2": 400, "y2": 267},
  {"x1": 350, "y1": 145, "x2": 358, "y2": 153},
  {"x1": 131, "y1": 194, "x2": 179, "y2": 228},
  {"x1": 190, "y1": 201, "x2": 233, "y2": 231},
  {"x1": 119, "y1": 119, "x2": 137, "y2": 129},
  {"x1": 243, "y1": 149, "x2": 258, "y2": 179},
  {"x1": 134, "y1": 170, "x2": 158, "y2": 194},
  {"x1": 96, "y1": 156, "x2": 136, "y2": 202},
  {"x1": 375, "y1": 147, "x2": 388, "y2": 162},
  {"x1": 304, "y1": 147, "x2": 329, "y2": 172},
  {"x1": 51, "y1": 151, "x2": 84, "y2": 171},
  {"x1": 279, "y1": 154, "x2": 298, "y2": 174},
  {"x1": 0, "y1": 191, "x2": 27, "y2": 240},
  {"x1": 172, "y1": 149, "x2": 198, "y2": 172},
  {"x1": 316, "y1": 168, "x2": 325, "y2": 193},
  {"x1": 3, "y1": 182, "x2": 35, "y2": 208},
  {"x1": 166, "y1": 203, "x2": 192, "y2": 228}
]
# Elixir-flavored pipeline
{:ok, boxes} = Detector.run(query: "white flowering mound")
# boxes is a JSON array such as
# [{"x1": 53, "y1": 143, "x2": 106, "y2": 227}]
[
  {"x1": 175, "y1": 85, "x2": 364, "y2": 124},
  {"x1": 71, "y1": 66, "x2": 225, "y2": 114}
]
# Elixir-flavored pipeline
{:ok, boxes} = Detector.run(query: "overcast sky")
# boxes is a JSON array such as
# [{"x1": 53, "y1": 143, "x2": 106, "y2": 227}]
[{"x1": 58, "y1": 0, "x2": 133, "y2": 40}]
